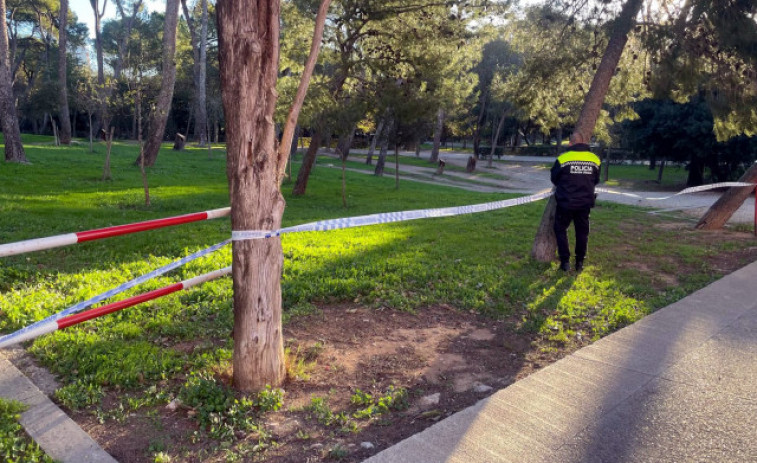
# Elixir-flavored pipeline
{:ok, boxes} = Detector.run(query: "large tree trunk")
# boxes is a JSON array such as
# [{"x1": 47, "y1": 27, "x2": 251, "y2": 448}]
[
  {"x1": 90, "y1": 0, "x2": 107, "y2": 134},
  {"x1": 374, "y1": 116, "x2": 393, "y2": 176},
  {"x1": 336, "y1": 126, "x2": 355, "y2": 160},
  {"x1": 91, "y1": 0, "x2": 106, "y2": 86},
  {"x1": 182, "y1": 0, "x2": 209, "y2": 146},
  {"x1": 488, "y1": 108, "x2": 507, "y2": 168},
  {"x1": 0, "y1": 0, "x2": 26, "y2": 163},
  {"x1": 218, "y1": 0, "x2": 285, "y2": 391},
  {"x1": 293, "y1": 130, "x2": 321, "y2": 196},
  {"x1": 696, "y1": 162, "x2": 757, "y2": 229},
  {"x1": 366, "y1": 118, "x2": 384, "y2": 165},
  {"x1": 57, "y1": 0, "x2": 72, "y2": 145},
  {"x1": 472, "y1": 91, "x2": 488, "y2": 159},
  {"x1": 686, "y1": 157, "x2": 704, "y2": 187},
  {"x1": 531, "y1": 0, "x2": 643, "y2": 262},
  {"x1": 195, "y1": 0, "x2": 209, "y2": 146},
  {"x1": 138, "y1": 0, "x2": 181, "y2": 167},
  {"x1": 429, "y1": 108, "x2": 444, "y2": 163},
  {"x1": 530, "y1": 196, "x2": 558, "y2": 260}
]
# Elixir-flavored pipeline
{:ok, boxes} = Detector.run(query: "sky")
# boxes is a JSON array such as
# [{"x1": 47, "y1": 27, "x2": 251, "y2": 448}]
[{"x1": 69, "y1": 0, "x2": 163, "y2": 39}]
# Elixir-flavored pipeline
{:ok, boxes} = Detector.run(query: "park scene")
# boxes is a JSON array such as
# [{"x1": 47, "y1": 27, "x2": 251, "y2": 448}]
[{"x1": 0, "y1": 0, "x2": 756, "y2": 462}]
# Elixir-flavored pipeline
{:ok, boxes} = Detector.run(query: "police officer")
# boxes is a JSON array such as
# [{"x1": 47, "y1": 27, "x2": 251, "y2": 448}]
[{"x1": 550, "y1": 133, "x2": 601, "y2": 272}]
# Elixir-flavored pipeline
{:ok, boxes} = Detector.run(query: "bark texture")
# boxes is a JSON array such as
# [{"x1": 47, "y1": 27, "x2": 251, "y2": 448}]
[
  {"x1": 374, "y1": 115, "x2": 393, "y2": 176},
  {"x1": 696, "y1": 163, "x2": 757, "y2": 229},
  {"x1": 429, "y1": 108, "x2": 444, "y2": 163},
  {"x1": 218, "y1": 0, "x2": 285, "y2": 391},
  {"x1": 472, "y1": 91, "x2": 488, "y2": 159},
  {"x1": 531, "y1": 0, "x2": 643, "y2": 262},
  {"x1": 488, "y1": 108, "x2": 507, "y2": 168},
  {"x1": 57, "y1": 0, "x2": 72, "y2": 144},
  {"x1": 292, "y1": 130, "x2": 321, "y2": 196},
  {"x1": 366, "y1": 118, "x2": 383, "y2": 165},
  {"x1": 139, "y1": 0, "x2": 180, "y2": 166},
  {"x1": 0, "y1": 0, "x2": 26, "y2": 163}
]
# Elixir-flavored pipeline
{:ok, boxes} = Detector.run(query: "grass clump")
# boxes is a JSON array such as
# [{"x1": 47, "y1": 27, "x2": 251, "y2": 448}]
[
  {"x1": 178, "y1": 373, "x2": 281, "y2": 441},
  {"x1": 351, "y1": 386, "x2": 409, "y2": 419}
]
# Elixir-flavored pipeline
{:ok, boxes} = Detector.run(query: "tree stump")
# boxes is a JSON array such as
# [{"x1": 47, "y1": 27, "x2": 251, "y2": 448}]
[
  {"x1": 435, "y1": 159, "x2": 446, "y2": 175},
  {"x1": 466, "y1": 155, "x2": 477, "y2": 172},
  {"x1": 173, "y1": 133, "x2": 186, "y2": 150}
]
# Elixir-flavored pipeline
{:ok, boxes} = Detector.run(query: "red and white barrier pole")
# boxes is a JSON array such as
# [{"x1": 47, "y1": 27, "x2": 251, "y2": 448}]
[
  {"x1": 0, "y1": 207, "x2": 230, "y2": 258},
  {"x1": 0, "y1": 266, "x2": 231, "y2": 349}
]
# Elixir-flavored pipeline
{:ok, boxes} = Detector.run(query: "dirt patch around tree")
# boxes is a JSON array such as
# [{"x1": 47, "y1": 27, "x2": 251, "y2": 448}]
[{"x1": 52, "y1": 304, "x2": 579, "y2": 463}]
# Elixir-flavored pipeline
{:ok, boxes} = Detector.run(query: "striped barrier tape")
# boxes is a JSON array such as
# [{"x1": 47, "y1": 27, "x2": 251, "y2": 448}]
[
  {"x1": 0, "y1": 267, "x2": 232, "y2": 349},
  {"x1": 0, "y1": 207, "x2": 230, "y2": 258},
  {"x1": 0, "y1": 190, "x2": 553, "y2": 348},
  {"x1": 232, "y1": 189, "x2": 555, "y2": 240},
  {"x1": 2, "y1": 182, "x2": 752, "y2": 256},
  {"x1": 596, "y1": 182, "x2": 755, "y2": 201},
  {"x1": 2, "y1": 181, "x2": 755, "y2": 348},
  {"x1": 0, "y1": 240, "x2": 231, "y2": 348}
]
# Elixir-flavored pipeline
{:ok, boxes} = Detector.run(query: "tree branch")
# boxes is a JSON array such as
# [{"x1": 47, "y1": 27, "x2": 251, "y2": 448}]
[{"x1": 277, "y1": 0, "x2": 332, "y2": 184}]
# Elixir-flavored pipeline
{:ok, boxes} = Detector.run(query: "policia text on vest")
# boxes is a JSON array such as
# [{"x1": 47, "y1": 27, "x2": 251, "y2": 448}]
[{"x1": 550, "y1": 143, "x2": 601, "y2": 272}]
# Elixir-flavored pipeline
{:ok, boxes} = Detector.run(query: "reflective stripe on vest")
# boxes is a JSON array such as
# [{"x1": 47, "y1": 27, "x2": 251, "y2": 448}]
[{"x1": 558, "y1": 151, "x2": 601, "y2": 167}]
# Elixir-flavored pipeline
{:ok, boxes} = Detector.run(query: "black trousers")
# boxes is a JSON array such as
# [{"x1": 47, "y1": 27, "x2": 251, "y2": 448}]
[{"x1": 553, "y1": 206, "x2": 590, "y2": 263}]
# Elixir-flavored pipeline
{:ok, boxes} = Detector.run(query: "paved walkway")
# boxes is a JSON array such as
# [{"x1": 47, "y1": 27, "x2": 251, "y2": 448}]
[
  {"x1": 0, "y1": 348, "x2": 117, "y2": 462},
  {"x1": 365, "y1": 259, "x2": 757, "y2": 463}
]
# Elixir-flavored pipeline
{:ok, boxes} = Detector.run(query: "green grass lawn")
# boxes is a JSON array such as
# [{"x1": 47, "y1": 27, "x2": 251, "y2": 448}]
[
  {"x1": 1, "y1": 136, "x2": 754, "y2": 460},
  {"x1": 603, "y1": 163, "x2": 689, "y2": 189}
]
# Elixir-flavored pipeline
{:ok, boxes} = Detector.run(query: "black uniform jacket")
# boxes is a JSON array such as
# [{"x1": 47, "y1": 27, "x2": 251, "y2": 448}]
[{"x1": 550, "y1": 143, "x2": 601, "y2": 210}]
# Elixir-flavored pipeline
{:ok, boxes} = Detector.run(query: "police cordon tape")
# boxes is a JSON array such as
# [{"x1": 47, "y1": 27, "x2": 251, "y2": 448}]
[
  {"x1": 1, "y1": 181, "x2": 755, "y2": 349},
  {"x1": 232, "y1": 188, "x2": 555, "y2": 240},
  {"x1": 0, "y1": 267, "x2": 232, "y2": 349},
  {"x1": 0, "y1": 240, "x2": 231, "y2": 349},
  {"x1": 0, "y1": 207, "x2": 230, "y2": 258},
  {"x1": 596, "y1": 182, "x2": 755, "y2": 201},
  {"x1": 0, "y1": 189, "x2": 552, "y2": 348}
]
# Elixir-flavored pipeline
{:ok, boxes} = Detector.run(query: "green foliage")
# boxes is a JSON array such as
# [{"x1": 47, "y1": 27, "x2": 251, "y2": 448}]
[
  {"x1": 0, "y1": 398, "x2": 54, "y2": 463},
  {"x1": 621, "y1": 98, "x2": 757, "y2": 185},
  {"x1": 178, "y1": 373, "x2": 260, "y2": 440},
  {"x1": 351, "y1": 386, "x2": 408, "y2": 419},
  {"x1": 55, "y1": 379, "x2": 104, "y2": 410},
  {"x1": 253, "y1": 386, "x2": 284, "y2": 413},
  {"x1": 305, "y1": 397, "x2": 350, "y2": 428}
]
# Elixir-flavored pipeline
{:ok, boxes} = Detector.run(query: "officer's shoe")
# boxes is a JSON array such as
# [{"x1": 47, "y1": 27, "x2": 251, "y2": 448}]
[
  {"x1": 559, "y1": 261, "x2": 570, "y2": 272},
  {"x1": 575, "y1": 260, "x2": 584, "y2": 272}
]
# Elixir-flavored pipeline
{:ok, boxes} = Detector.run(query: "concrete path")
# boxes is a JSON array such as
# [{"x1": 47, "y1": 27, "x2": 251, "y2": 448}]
[
  {"x1": 365, "y1": 259, "x2": 757, "y2": 463},
  {"x1": 0, "y1": 349, "x2": 117, "y2": 462}
]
